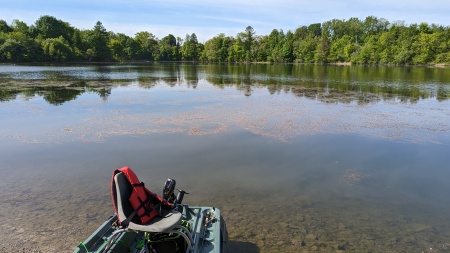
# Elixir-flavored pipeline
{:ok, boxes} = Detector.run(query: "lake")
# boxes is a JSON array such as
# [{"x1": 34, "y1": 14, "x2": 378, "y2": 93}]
[{"x1": 1, "y1": 63, "x2": 450, "y2": 253}]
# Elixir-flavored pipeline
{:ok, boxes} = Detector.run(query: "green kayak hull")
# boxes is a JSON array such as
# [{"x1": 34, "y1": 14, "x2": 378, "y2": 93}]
[{"x1": 74, "y1": 205, "x2": 227, "y2": 253}]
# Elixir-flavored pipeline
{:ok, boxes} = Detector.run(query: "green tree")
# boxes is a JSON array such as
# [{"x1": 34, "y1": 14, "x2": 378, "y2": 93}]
[
  {"x1": 412, "y1": 32, "x2": 440, "y2": 64},
  {"x1": 125, "y1": 36, "x2": 141, "y2": 60},
  {"x1": 32, "y1": 15, "x2": 74, "y2": 43},
  {"x1": 253, "y1": 35, "x2": 270, "y2": 62},
  {"x1": 197, "y1": 42, "x2": 206, "y2": 61},
  {"x1": 283, "y1": 30, "x2": 295, "y2": 62},
  {"x1": 308, "y1": 23, "x2": 322, "y2": 37},
  {"x1": 10, "y1": 20, "x2": 30, "y2": 35},
  {"x1": 108, "y1": 38, "x2": 125, "y2": 61},
  {"x1": 70, "y1": 29, "x2": 85, "y2": 59},
  {"x1": 41, "y1": 36, "x2": 74, "y2": 61},
  {"x1": 362, "y1": 16, "x2": 389, "y2": 42},
  {"x1": 315, "y1": 36, "x2": 330, "y2": 63},
  {"x1": 158, "y1": 34, "x2": 180, "y2": 61},
  {"x1": 134, "y1": 31, "x2": 158, "y2": 60},
  {"x1": 294, "y1": 37, "x2": 317, "y2": 63},
  {"x1": 0, "y1": 38, "x2": 40, "y2": 62},
  {"x1": 322, "y1": 19, "x2": 345, "y2": 40},
  {"x1": 387, "y1": 26, "x2": 415, "y2": 64},
  {"x1": 243, "y1": 26, "x2": 255, "y2": 61},
  {"x1": 204, "y1": 33, "x2": 231, "y2": 62},
  {"x1": 181, "y1": 33, "x2": 199, "y2": 61},
  {"x1": 352, "y1": 35, "x2": 378, "y2": 64},
  {"x1": 87, "y1": 21, "x2": 111, "y2": 61},
  {"x1": 267, "y1": 29, "x2": 283, "y2": 62},
  {"x1": 322, "y1": 18, "x2": 363, "y2": 42},
  {"x1": 6, "y1": 31, "x2": 27, "y2": 41},
  {"x1": 435, "y1": 28, "x2": 450, "y2": 63},
  {"x1": 228, "y1": 36, "x2": 244, "y2": 62},
  {"x1": 328, "y1": 35, "x2": 354, "y2": 62},
  {"x1": 0, "y1": 39, "x2": 26, "y2": 61},
  {"x1": 0, "y1": 20, "x2": 12, "y2": 33},
  {"x1": 203, "y1": 34, "x2": 220, "y2": 61},
  {"x1": 294, "y1": 26, "x2": 308, "y2": 40},
  {"x1": 376, "y1": 29, "x2": 397, "y2": 63}
]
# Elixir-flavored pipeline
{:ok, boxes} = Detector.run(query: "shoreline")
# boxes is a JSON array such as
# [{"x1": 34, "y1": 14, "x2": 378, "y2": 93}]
[{"x1": 1, "y1": 61, "x2": 449, "y2": 68}]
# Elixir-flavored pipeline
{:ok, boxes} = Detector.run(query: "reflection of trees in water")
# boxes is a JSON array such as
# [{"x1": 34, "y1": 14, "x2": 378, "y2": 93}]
[
  {"x1": 161, "y1": 77, "x2": 179, "y2": 87},
  {"x1": 0, "y1": 89, "x2": 19, "y2": 102},
  {"x1": 182, "y1": 64, "x2": 199, "y2": 89},
  {"x1": 41, "y1": 88, "x2": 84, "y2": 105},
  {"x1": 137, "y1": 77, "x2": 158, "y2": 89},
  {"x1": 95, "y1": 87, "x2": 111, "y2": 101},
  {"x1": 1, "y1": 64, "x2": 449, "y2": 105},
  {"x1": 204, "y1": 64, "x2": 450, "y2": 103},
  {"x1": 160, "y1": 63, "x2": 182, "y2": 87},
  {"x1": 237, "y1": 84, "x2": 252, "y2": 96},
  {"x1": 437, "y1": 86, "x2": 450, "y2": 102},
  {"x1": 0, "y1": 81, "x2": 112, "y2": 105},
  {"x1": 0, "y1": 86, "x2": 83, "y2": 105},
  {"x1": 206, "y1": 79, "x2": 434, "y2": 104},
  {"x1": 289, "y1": 85, "x2": 383, "y2": 105}
]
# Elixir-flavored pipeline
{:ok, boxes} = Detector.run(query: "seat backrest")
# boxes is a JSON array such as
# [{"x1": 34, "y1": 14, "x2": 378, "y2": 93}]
[
  {"x1": 113, "y1": 172, "x2": 135, "y2": 223},
  {"x1": 112, "y1": 167, "x2": 164, "y2": 226}
]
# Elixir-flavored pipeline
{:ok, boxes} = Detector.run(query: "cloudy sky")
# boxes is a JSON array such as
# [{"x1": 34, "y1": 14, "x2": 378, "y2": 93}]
[{"x1": 2, "y1": 0, "x2": 450, "y2": 42}]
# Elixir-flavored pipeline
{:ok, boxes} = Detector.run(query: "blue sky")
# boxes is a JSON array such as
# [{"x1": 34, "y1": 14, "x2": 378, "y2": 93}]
[{"x1": 2, "y1": 0, "x2": 450, "y2": 42}]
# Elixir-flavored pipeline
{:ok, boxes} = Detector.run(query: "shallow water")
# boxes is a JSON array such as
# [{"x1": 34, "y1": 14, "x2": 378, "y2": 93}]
[{"x1": 1, "y1": 64, "x2": 450, "y2": 252}]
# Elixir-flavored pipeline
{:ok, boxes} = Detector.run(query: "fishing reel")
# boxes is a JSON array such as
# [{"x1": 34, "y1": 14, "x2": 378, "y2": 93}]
[
  {"x1": 162, "y1": 178, "x2": 189, "y2": 209},
  {"x1": 163, "y1": 178, "x2": 176, "y2": 204}
]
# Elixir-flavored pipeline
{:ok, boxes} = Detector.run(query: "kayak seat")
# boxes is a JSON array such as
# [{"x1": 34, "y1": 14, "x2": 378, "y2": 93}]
[
  {"x1": 108, "y1": 171, "x2": 193, "y2": 252},
  {"x1": 114, "y1": 171, "x2": 182, "y2": 232}
]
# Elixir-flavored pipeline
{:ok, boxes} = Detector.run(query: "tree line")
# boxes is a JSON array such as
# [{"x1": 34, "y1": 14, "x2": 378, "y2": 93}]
[{"x1": 1, "y1": 15, "x2": 449, "y2": 64}]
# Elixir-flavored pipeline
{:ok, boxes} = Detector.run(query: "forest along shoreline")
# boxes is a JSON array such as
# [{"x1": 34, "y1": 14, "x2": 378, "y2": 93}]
[{"x1": 1, "y1": 15, "x2": 450, "y2": 65}]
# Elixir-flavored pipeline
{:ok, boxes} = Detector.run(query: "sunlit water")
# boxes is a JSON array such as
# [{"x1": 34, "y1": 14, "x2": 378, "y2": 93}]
[{"x1": 1, "y1": 64, "x2": 450, "y2": 252}]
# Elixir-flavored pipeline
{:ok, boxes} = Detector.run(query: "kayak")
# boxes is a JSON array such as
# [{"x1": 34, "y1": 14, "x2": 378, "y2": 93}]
[
  {"x1": 74, "y1": 205, "x2": 227, "y2": 253},
  {"x1": 74, "y1": 167, "x2": 228, "y2": 253}
]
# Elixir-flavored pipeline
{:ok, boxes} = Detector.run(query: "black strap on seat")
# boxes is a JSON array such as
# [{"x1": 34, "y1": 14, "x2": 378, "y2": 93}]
[
  {"x1": 120, "y1": 191, "x2": 161, "y2": 227},
  {"x1": 132, "y1": 182, "x2": 145, "y2": 187}
]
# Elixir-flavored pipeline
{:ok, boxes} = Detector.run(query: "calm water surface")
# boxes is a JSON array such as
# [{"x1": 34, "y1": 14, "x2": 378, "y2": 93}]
[{"x1": 1, "y1": 64, "x2": 450, "y2": 252}]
